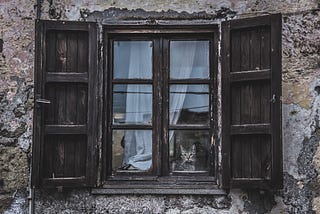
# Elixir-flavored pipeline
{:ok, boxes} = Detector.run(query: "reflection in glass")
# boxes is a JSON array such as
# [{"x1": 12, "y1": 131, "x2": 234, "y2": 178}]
[
  {"x1": 113, "y1": 41, "x2": 152, "y2": 79},
  {"x1": 113, "y1": 84, "x2": 152, "y2": 124},
  {"x1": 112, "y1": 130, "x2": 152, "y2": 172},
  {"x1": 170, "y1": 41, "x2": 209, "y2": 79},
  {"x1": 169, "y1": 130, "x2": 210, "y2": 172},
  {"x1": 169, "y1": 84, "x2": 209, "y2": 125}
]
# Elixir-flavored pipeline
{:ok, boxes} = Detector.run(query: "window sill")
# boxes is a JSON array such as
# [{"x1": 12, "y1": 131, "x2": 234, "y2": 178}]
[{"x1": 91, "y1": 184, "x2": 226, "y2": 195}]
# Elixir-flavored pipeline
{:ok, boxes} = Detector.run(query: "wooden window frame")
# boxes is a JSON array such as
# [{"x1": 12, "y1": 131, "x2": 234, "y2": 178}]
[{"x1": 101, "y1": 25, "x2": 220, "y2": 193}]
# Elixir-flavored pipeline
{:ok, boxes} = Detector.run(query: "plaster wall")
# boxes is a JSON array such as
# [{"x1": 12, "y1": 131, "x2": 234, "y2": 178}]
[{"x1": 0, "y1": 0, "x2": 319, "y2": 213}]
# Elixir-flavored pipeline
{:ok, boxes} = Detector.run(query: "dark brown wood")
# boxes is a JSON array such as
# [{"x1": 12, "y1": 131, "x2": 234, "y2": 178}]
[
  {"x1": 103, "y1": 25, "x2": 218, "y2": 184},
  {"x1": 45, "y1": 20, "x2": 90, "y2": 31},
  {"x1": 55, "y1": 135, "x2": 64, "y2": 177},
  {"x1": 45, "y1": 125, "x2": 87, "y2": 134},
  {"x1": 154, "y1": 37, "x2": 162, "y2": 176},
  {"x1": 241, "y1": 136, "x2": 252, "y2": 178},
  {"x1": 251, "y1": 135, "x2": 262, "y2": 178},
  {"x1": 169, "y1": 79, "x2": 211, "y2": 84},
  {"x1": 251, "y1": 82, "x2": 261, "y2": 123},
  {"x1": 240, "y1": 84, "x2": 251, "y2": 124},
  {"x1": 230, "y1": 124, "x2": 271, "y2": 135},
  {"x1": 270, "y1": 14, "x2": 283, "y2": 189},
  {"x1": 221, "y1": 20, "x2": 231, "y2": 188},
  {"x1": 55, "y1": 32, "x2": 67, "y2": 72},
  {"x1": 32, "y1": 20, "x2": 44, "y2": 187},
  {"x1": 44, "y1": 83, "x2": 88, "y2": 126},
  {"x1": 229, "y1": 15, "x2": 270, "y2": 29},
  {"x1": 46, "y1": 73, "x2": 88, "y2": 82},
  {"x1": 260, "y1": 27, "x2": 271, "y2": 70},
  {"x1": 43, "y1": 135, "x2": 53, "y2": 178},
  {"x1": 112, "y1": 79, "x2": 153, "y2": 84},
  {"x1": 64, "y1": 137, "x2": 75, "y2": 177},
  {"x1": 231, "y1": 84, "x2": 241, "y2": 125},
  {"x1": 104, "y1": 32, "x2": 112, "y2": 179},
  {"x1": 46, "y1": 31, "x2": 56, "y2": 72},
  {"x1": 250, "y1": 28, "x2": 261, "y2": 70},
  {"x1": 111, "y1": 124, "x2": 153, "y2": 129},
  {"x1": 231, "y1": 137, "x2": 242, "y2": 178},
  {"x1": 162, "y1": 37, "x2": 169, "y2": 176},
  {"x1": 260, "y1": 135, "x2": 271, "y2": 179},
  {"x1": 44, "y1": 84, "x2": 55, "y2": 124},
  {"x1": 260, "y1": 82, "x2": 271, "y2": 123},
  {"x1": 65, "y1": 86, "x2": 76, "y2": 125},
  {"x1": 104, "y1": 24, "x2": 218, "y2": 34},
  {"x1": 240, "y1": 29, "x2": 250, "y2": 71},
  {"x1": 231, "y1": 30, "x2": 241, "y2": 73},
  {"x1": 168, "y1": 125, "x2": 211, "y2": 130},
  {"x1": 222, "y1": 14, "x2": 282, "y2": 189},
  {"x1": 212, "y1": 31, "x2": 219, "y2": 178},
  {"x1": 67, "y1": 33, "x2": 78, "y2": 72},
  {"x1": 78, "y1": 32, "x2": 89, "y2": 73},
  {"x1": 56, "y1": 84, "x2": 66, "y2": 124},
  {"x1": 86, "y1": 22, "x2": 99, "y2": 186},
  {"x1": 230, "y1": 69, "x2": 270, "y2": 82},
  {"x1": 33, "y1": 20, "x2": 98, "y2": 188},
  {"x1": 42, "y1": 177, "x2": 87, "y2": 187}
]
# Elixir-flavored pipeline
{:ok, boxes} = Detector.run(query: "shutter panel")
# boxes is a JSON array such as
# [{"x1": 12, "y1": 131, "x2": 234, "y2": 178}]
[
  {"x1": 32, "y1": 21, "x2": 98, "y2": 188},
  {"x1": 221, "y1": 14, "x2": 282, "y2": 189}
]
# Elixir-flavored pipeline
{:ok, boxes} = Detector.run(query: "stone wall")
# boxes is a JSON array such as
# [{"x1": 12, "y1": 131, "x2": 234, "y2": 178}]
[{"x1": 0, "y1": 0, "x2": 319, "y2": 213}]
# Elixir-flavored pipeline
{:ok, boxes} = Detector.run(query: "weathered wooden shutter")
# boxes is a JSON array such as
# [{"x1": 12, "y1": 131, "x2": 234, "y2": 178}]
[
  {"x1": 32, "y1": 21, "x2": 98, "y2": 187},
  {"x1": 221, "y1": 14, "x2": 282, "y2": 189}
]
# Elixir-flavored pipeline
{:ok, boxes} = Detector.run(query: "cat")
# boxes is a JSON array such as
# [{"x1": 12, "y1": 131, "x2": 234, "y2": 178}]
[{"x1": 172, "y1": 144, "x2": 197, "y2": 172}]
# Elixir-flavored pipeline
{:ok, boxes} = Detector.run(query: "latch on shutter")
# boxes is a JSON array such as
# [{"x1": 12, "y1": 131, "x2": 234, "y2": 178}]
[
  {"x1": 36, "y1": 98, "x2": 51, "y2": 104},
  {"x1": 270, "y1": 94, "x2": 276, "y2": 103}
]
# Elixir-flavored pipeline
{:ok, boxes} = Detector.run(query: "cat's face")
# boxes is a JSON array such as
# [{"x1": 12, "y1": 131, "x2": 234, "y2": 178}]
[{"x1": 180, "y1": 145, "x2": 196, "y2": 163}]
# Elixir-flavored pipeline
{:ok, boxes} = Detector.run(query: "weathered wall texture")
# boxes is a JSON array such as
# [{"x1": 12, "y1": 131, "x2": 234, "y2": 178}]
[
  {"x1": 0, "y1": 0, "x2": 34, "y2": 213},
  {"x1": 0, "y1": 0, "x2": 319, "y2": 213}
]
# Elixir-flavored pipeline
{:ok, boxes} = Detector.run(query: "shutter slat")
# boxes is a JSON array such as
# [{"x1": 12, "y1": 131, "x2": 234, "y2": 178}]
[
  {"x1": 230, "y1": 69, "x2": 270, "y2": 82},
  {"x1": 230, "y1": 124, "x2": 271, "y2": 135},
  {"x1": 222, "y1": 14, "x2": 282, "y2": 189},
  {"x1": 46, "y1": 73, "x2": 88, "y2": 82},
  {"x1": 45, "y1": 125, "x2": 87, "y2": 134}
]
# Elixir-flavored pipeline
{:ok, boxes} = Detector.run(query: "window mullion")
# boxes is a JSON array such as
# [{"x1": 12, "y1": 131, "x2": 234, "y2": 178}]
[
  {"x1": 153, "y1": 37, "x2": 161, "y2": 176},
  {"x1": 161, "y1": 37, "x2": 170, "y2": 176}
]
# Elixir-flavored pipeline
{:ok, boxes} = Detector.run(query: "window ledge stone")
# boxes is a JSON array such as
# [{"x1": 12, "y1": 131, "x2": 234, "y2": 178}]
[{"x1": 91, "y1": 186, "x2": 227, "y2": 195}]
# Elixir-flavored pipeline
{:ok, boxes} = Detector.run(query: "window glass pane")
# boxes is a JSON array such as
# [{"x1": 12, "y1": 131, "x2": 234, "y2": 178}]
[
  {"x1": 114, "y1": 41, "x2": 152, "y2": 79},
  {"x1": 113, "y1": 84, "x2": 152, "y2": 125},
  {"x1": 169, "y1": 84, "x2": 209, "y2": 125},
  {"x1": 112, "y1": 130, "x2": 152, "y2": 172},
  {"x1": 169, "y1": 130, "x2": 211, "y2": 173},
  {"x1": 170, "y1": 41, "x2": 209, "y2": 79}
]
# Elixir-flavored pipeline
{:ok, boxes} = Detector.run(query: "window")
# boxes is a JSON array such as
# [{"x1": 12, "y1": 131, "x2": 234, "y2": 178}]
[
  {"x1": 32, "y1": 14, "x2": 282, "y2": 192},
  {"x1": 104, "y1": 27, "x2": 217, "y2": 185}
]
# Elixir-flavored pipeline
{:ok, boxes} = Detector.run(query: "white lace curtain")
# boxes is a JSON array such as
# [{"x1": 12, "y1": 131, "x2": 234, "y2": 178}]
[{"x1": 122, "y1": 41, "x2": 207, "y2": 170}]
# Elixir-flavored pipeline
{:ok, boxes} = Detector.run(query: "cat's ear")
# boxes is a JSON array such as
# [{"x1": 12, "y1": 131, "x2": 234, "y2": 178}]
[
  {"x1": 191, "y1": 144, "x2": 196, "y2": 152},
  {"x1": 180, "y1": 145, "x2": 185, "y2": 153}
]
